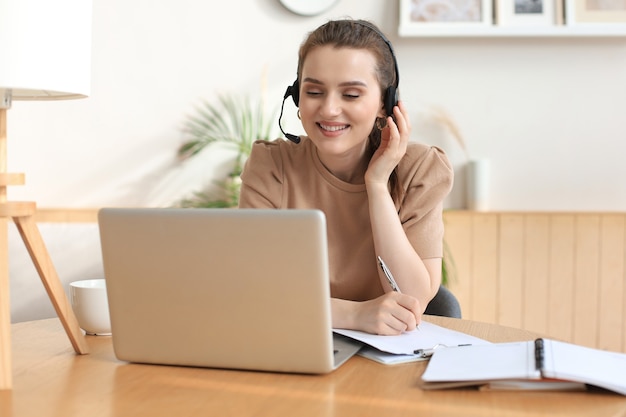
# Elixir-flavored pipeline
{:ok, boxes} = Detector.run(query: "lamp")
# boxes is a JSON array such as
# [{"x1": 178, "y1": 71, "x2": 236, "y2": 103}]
[{"x1": 0, "y1": 0, "x2": 92, "y2": 389}]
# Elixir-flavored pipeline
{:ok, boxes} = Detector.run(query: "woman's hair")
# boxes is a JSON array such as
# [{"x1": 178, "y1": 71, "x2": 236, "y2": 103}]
[{"x1": 297, "y1": 19, "x2": 404, "y2": 205}]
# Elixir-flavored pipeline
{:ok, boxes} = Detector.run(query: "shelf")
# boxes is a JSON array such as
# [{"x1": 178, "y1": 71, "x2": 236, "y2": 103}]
[{"x1": 398, "y1": 24, "x2": 626, "y2": 37}]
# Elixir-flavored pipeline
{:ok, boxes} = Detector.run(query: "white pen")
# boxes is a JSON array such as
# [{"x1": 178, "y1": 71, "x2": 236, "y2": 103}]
[{"x1": 377, "y1": 256, "x2": 401, "y2": 293}]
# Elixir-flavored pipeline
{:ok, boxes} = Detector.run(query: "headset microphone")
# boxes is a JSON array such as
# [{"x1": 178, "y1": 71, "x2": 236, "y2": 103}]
[{"x1": 278, "y1": 84, "x2": 301, "y2": 144}]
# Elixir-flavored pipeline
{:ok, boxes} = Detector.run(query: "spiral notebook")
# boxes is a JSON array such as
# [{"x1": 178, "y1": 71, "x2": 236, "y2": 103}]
[{"x1": 421, "y1": 338, "x2": 626, "y2": 395}]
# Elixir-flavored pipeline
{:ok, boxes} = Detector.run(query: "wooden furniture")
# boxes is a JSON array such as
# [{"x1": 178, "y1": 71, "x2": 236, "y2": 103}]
[
  {"x1": 0, "y1": 110, "x2": 88, "y2": 390},
  {"x1": 3, "y1": 316, "x2": 626, "y2": 417}
]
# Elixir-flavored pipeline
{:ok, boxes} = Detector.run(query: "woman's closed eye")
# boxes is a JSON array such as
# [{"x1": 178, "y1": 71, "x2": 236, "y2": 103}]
[
  {"x1": 303, "y1": 87, "x2": 363, "y2": 100},
  {"x1": 304, "y1": 91, "x2": 361, "y2": 99}
]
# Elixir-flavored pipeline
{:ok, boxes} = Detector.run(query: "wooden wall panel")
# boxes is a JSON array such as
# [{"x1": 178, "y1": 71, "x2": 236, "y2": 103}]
[
  {"x1": 443, "y1": 212, "x2": 472, "y2": 319},
  {"x1": 548, "y1": 215, "x2": 575, "y2": 344},
  {"x1": 572, "y1": 215, "x2": 600, "y2": 349},
  {"x1": 497, "y1": 215, "x2": 524, "y2": 329},
  {"x1": 443, "y1": 211, "x2": 626, "y2": 353},
  {"x1": 523, "y1": 215, "x2": 550, "y2": 336},
  {"x1": 597, "y1": 215, "x2": 624, "y2": 352},
  {"x1": 470, "y1": 214, "x2": 498, "y2": 323}
]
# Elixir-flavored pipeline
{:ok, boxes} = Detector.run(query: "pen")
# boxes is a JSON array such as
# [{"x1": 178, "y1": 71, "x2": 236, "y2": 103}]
[
  {"x1": 414, "y1": 344, "x2": 472, "y2": 358},
  {"x1": 377, "y1": 256, "x2": 420, "y2": 331},
  {"x1": 377, "y1": 256, "x2": 401, "y2": 293}
]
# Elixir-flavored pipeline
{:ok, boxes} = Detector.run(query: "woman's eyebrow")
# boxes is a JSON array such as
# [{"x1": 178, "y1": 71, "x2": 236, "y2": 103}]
[{"x1": 302, "y1": 77, "x2": 368, "y2": 87}]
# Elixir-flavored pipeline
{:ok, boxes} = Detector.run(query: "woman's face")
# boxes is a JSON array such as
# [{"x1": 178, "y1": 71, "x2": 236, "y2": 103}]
[{"x1": 298, "y1": 45, "x2": 384, "y2": 164}]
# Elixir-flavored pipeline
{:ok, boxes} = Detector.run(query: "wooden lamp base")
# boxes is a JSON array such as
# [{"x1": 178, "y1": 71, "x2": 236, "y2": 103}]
[{"x1": 0, "y1": 108, "x2": 89, "y2": 390}]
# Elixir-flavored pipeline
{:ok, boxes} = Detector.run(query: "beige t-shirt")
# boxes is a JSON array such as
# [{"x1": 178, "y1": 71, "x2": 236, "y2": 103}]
[{"x1": 239, "y1": 136, "x2": 453, "y2": 302}]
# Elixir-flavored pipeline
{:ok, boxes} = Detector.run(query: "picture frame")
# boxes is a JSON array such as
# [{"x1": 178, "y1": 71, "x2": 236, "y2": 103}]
[
  {"x1": 566, "y1": 0, "x2": 626, "y2": 24},
  {"x1": 495, "y1": 0, "x2": 559, "y2": 26},
  {"x1": 398, "y1": 0, "x2": 493, "y2": 35}
]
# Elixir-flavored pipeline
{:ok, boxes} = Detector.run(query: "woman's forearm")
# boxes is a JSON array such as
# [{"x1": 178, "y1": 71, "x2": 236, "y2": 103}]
[{"x1": 366, "y1": 182, "x2": 439, "y2": 311}]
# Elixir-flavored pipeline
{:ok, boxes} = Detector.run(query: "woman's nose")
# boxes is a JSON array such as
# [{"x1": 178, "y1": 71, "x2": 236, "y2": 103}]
[{"x1": 320, "y1": 94, "x2": 341, "y2": 117}]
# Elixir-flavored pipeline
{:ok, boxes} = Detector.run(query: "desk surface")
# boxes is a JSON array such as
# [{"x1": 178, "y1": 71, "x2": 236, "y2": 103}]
[{"x1": 3, "y1": 316, "x2": 626, "y2": 417}]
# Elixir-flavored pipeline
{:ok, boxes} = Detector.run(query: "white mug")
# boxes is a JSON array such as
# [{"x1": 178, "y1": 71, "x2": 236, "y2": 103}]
[{"x1": 69, "y1": 279, "x2": 112, "y2": 335}]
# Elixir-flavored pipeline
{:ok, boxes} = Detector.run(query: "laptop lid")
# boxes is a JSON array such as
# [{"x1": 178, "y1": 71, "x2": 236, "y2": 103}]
[{"x1": 98, "y1": 208, "x2": 359, "y2": 374}]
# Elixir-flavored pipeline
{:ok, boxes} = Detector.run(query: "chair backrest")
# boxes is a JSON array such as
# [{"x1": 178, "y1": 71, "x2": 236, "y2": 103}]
[{"x1": 424, "y1": 286, "x2": 462, "y2": 318}]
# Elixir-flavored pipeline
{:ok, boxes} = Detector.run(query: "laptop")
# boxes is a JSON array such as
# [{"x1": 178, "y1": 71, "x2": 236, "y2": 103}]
[{"x1": 97, "y1": 208, "x2": 362, "y2": 374}]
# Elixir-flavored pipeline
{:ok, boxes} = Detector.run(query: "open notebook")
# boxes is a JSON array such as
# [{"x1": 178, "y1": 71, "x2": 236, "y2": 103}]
[
  {"x1": 98, "y1": 208, "x2": 362, "y2": 374},
  {"x1": 420, "y1": 338, "x2": 626, "y2": 395}
]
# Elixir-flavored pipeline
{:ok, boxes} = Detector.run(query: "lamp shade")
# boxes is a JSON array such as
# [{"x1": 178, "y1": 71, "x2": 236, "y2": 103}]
[{"x1": 0, "y1": 0, "x2": 92, "y2": 100}]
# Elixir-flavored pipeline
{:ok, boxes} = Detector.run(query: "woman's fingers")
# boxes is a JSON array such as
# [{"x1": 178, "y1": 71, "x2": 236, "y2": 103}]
[{"x1": 359, "y1": 293, "x2": 421, "y2": 335}]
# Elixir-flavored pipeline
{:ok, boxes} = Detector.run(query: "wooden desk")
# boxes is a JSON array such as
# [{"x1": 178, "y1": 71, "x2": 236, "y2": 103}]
[{"x1": 3, "y1": 317, "x2": 626, "y2": 417}]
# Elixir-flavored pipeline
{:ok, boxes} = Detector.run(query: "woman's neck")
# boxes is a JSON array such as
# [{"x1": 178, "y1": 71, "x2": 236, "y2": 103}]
[{"x1": 316, "y1": 146, "x2": 370, "y2": 184}]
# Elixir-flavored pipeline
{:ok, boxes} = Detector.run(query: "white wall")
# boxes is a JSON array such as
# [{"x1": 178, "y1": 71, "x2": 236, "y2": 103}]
[{"x1": 5, "y1": 0, "x2": 626, "y2": 212}]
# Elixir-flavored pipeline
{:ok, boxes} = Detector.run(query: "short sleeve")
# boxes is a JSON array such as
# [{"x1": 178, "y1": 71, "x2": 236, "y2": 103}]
[
  {"x1": 398, "y1": 145, "x2": 454, "y2": 259},
  {"x1": 238, "y1": 140, "x2": 285, "y2": 208}
]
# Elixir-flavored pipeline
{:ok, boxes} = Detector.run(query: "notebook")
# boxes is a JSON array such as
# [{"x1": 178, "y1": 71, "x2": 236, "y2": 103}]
[
  {"x1": 420, "y1": 338, "x2": 626, "y2": 395},
  {"x1": 97, "y1": 207, "x2": 362, "y2": 374}
]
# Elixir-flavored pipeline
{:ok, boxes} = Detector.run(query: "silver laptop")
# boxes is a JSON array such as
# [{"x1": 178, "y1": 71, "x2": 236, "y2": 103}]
[{"x1": 98, "y1": 208, "x2": 362, "y2": 374}]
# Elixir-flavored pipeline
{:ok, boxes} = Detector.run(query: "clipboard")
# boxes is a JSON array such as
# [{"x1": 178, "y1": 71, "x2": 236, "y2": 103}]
[{"x1": 333, "y1": 321, "x2": 490, "y2": 364}]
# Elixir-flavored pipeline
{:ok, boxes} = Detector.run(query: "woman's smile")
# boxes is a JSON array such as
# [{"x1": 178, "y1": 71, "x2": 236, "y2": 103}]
[{"x1": 318, "y1": 122, "x2": 350, "y2": 135}]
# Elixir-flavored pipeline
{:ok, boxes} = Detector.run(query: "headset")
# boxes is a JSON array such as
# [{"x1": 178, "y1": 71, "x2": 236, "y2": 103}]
[{"x1": 279, "y1": 20, "x2": 400, "y2": 144}]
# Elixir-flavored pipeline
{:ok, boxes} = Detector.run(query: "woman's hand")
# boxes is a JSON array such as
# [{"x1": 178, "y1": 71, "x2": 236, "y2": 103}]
[
  {"x1": 365, "y1": 100, "x2": 411, "y2": 186},
  {"x1": 353, "y1": 292, "x2": 421, "y2": 336}
]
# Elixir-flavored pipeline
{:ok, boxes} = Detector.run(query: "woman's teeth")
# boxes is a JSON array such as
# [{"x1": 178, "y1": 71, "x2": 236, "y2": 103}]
[{"x1": 320, "y1": 124, "x2": 347, "y2": 132}]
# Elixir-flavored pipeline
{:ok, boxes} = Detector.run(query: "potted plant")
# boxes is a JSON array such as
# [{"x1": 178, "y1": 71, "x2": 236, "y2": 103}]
[{"x1": 175, "y1": 94, "x2": 277, "y2": 208}]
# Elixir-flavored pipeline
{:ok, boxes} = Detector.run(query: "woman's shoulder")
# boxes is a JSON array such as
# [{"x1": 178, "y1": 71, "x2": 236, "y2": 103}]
[
  {"x1": 403, "y1": 142, "x2": 451, "y2": 168},
  {"x1": 399, "y1": 142, "x2": 454, "y2": 183},
  {"x1": 250, "y1": 138, "x2": 288, "y2": 153},
  {"x1": 250, "y1": 137, "x2": 310, "y2": 156},
  {"x1": 246, "y1": 137, "x2": 314, "y2": 172}
]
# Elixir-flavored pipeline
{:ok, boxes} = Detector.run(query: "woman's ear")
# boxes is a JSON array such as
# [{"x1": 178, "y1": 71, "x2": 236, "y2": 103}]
[{"x1": 377, "y1": 103, "x2": 387, "y2": 119}]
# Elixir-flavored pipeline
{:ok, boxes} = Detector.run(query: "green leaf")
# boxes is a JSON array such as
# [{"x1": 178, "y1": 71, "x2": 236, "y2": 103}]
[{"x1": 175, "y1": 92, "x2": 278, "y2": 207}]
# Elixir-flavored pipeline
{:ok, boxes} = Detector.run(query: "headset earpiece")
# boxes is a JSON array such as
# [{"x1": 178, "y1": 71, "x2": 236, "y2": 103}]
[
  {"x1": 291, "y1": 79, "x2": 300, "y2": 107},
  {"x1": 384, "y1": 85, "x2": 398, "y2": 118},
  {"x1": 284, "y1": 79, "x2": 300, "y2": 107},
  {"x1": 279, "y1": 79, "x2": 302, "y2": 144}
]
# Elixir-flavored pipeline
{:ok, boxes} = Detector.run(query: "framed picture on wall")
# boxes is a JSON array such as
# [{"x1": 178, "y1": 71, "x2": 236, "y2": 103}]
[
  {"x1": 566, "y1": 0, "x2": 626, "y2": 24},
  {"x1": 398, "y1": 0, "x2": 493, "y2": 34},
  {"x1": 495, "y1": 0, "x2": 560, "y2": 26}
]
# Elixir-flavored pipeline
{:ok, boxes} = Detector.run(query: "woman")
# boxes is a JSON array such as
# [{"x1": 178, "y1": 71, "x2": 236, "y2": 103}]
[{"x1": 239, "y1": 19, "x2": 453, "y2": 335}]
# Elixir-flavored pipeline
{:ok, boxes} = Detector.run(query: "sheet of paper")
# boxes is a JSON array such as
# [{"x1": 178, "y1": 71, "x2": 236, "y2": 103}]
[
  {"x1": 333, "y1": 321, "x2": 490, "y2": 355},
  {"x1": 543, "y1": 339, "x2": 626, "y2": 396},
  {"x1": 421, "y1": 341, "x2": 542, "y2": 382},
  {"x1": 357, "y1": 346, "x2": 428, "y2": 365}
]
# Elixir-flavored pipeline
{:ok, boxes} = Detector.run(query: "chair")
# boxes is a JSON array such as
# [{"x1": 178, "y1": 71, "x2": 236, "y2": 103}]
[{"x1": 424, "y1": 285, "x2": 462, "y2": 318}]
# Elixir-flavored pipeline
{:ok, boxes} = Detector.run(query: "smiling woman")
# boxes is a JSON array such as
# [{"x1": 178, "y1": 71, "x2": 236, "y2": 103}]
[{"x1": 239, "y1": 19, "x2": 453, "y2": 336}]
